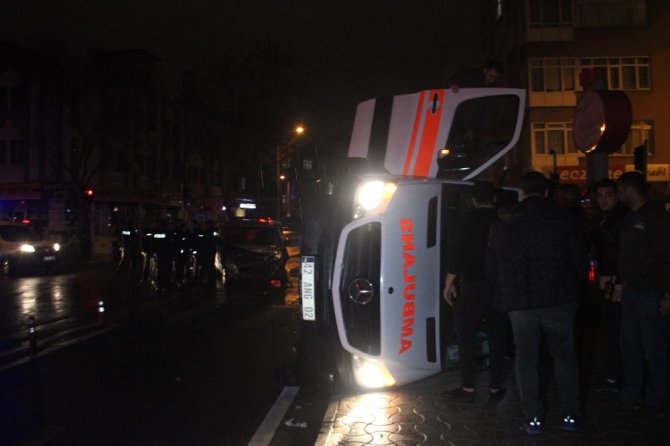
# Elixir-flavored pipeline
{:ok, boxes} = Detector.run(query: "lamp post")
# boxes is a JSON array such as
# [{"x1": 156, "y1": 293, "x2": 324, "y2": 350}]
[{"x1": 275, "y1": 125, "x2": 305, "y2": 220}]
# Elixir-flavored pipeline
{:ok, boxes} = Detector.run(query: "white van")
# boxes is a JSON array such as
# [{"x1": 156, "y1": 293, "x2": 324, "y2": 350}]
[{"x1": 301, "y1": 88, "x2": 526, "y2": 388}]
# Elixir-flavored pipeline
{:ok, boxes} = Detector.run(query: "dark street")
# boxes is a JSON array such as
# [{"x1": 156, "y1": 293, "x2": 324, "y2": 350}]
[{"x1": 0, "y1": 255, "x2": 329, "y2": 446}]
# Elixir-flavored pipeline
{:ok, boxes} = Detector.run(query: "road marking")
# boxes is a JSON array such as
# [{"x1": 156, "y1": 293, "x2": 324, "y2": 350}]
[
  {"x1": 248, "y1": 385, "x2": 299, "y2": 446},
  {"x1": 0, "y1": 323, "x2": 118, "y2": 373}
]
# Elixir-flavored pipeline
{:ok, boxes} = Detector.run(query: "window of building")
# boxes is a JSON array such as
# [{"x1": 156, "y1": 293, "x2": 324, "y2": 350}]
[
  {"x1": 496, "y1": 0, "x2": 503, "y2": 19},
  {"x1": 530, "y1": 59, "x2": 576, "y2": 92},
  {"x1": 530, "y1": 56, "x2": 650, "y2": 93},
  {"x1": 576, "y1": 0, "x2": 647, "y2": 28},
  {"x1": 529, "y1": 0, "x2": 573, "y2": 27},
  {"x1": 532, "y1": 122, "x2": 576, "y2": 155},
  {"x1": 302, "y1": 159, "x2": 313, "y2": 170},
  {"x1": 580, "y1": 57, "x2": 650, "y2": 90},
  {"x1": 10, "y1": 140, "x2": 25, "y2": 164},
  {"x1": 533, "y1": 121, "x2": 653, "y2": 156},
  {"x1": 612, "y1": 120, "x2": 653, "y2": 156}
]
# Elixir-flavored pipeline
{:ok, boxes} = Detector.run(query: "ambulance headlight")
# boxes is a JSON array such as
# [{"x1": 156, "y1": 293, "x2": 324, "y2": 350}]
[
  {"x1": 352, "y1": 355, "x2": 396, "y2": 388},
  {"x1": 353, "y1": 180, "x2": 397, "y2": 219}
]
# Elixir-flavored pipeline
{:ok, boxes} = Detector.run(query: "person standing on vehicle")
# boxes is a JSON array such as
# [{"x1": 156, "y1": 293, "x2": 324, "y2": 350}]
[
  {"x1": 442, "y1": 180, "x2": 508, "y2": 401},
  {"x1": 616, "y1": 171, "x2": 670, "y2": 414},
  {"x1": 486, "y1": 171, "x2": 587, "y2": 434},
  {"x1": 447, "y1": 60, "x2": 503, "y2": 93}
]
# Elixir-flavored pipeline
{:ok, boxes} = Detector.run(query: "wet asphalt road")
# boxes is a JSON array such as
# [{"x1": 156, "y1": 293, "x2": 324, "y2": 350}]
[{"x1": 0, "y1": 256, "x2": 330, "y2": 446}]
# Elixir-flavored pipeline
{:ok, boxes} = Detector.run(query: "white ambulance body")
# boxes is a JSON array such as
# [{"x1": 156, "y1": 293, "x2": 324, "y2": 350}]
[{"x1": 302, "y1": 88, "x2": 526, "y2": 388}]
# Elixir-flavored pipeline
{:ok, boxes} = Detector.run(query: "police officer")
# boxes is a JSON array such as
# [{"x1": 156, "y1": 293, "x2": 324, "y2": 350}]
[
  {"x1": 201, "y1": 220, "x2": 218, "y2": 287},
  {"x1": 116, "y1": 220, "x2": 141, "y2": 279},
  {"x1": 140, "y1": 221, "x2": 157, "y2": 284},
  {"x1": 152, "y1": 220, "x2": 174, "y2": 293},
  {"x1": 172, "y1": 219, "x2": 192, "y2": 287}
]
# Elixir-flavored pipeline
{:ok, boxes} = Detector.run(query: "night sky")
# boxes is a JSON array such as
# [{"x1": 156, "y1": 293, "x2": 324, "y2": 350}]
[{"x1": 1, "y1": 0, "x2": 485, "y2": 142}]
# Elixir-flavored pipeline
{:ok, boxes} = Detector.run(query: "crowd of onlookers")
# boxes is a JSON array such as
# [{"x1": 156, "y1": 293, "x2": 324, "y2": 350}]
[{"x1": 442, "y1": 170, "x2": 670, "y2": 435}]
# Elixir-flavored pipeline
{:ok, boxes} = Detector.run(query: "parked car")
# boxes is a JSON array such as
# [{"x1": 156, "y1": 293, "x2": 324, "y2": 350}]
[
  {"x1": 215, "y1": 219, "x2": 289, "y2": 291},
  {"x1": 0, "y1": 222, "x2": 61, "y2": 275}
]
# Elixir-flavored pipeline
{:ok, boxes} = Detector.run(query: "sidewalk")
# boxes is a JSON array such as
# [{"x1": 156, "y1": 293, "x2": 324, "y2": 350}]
[{"x1": 315, "y1": 364, "x2": 669, "y2": 445}]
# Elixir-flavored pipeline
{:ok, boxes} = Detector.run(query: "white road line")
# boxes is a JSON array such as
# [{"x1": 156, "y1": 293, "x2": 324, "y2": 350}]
[
  {"x1": 247, "y1": 385, "x2": 300, "y2": 446},
  {"x1": 0, "y1": 323, "x2": 118, "y2": 373}
]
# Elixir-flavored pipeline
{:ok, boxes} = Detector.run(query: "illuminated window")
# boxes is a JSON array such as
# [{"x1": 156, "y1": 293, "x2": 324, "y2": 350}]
[
  {"x1": 530, "y1": 58, "x2": 576, "y2": 92},
  {"x1": 532, "y1": 122, "x2": 576, "y2": 155},
  {"x1": 530, "y1": 56, "x2": 650, "y2": 93},
  {"x1": 612, "y1": 120, "x2": 653, "y2": 156},
  {"x1": 580, "y1": 57, "x2": 650, "y2": 90}
]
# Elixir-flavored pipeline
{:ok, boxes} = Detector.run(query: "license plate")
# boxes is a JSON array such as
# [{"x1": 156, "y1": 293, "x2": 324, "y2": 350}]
[
  {"x1": 301, "y1": 256, "x2": 316, "y2": 321},
  {"x1": 43, "y1": 256, "x2": 56, "y2": 261}
]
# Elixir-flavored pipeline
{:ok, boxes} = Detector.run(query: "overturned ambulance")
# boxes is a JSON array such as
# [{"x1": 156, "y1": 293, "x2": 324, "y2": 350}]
[{"x1": 300, "y1": 88, "x2": 526, "y2": 388}]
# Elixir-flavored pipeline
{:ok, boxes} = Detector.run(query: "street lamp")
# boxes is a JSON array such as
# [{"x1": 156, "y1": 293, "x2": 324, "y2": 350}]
[{"x1": 276, "y1": 126, "x2": 305, "y2": 219}]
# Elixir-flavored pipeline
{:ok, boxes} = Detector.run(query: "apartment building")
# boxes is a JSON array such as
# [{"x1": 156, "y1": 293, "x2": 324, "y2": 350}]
[
  {"x1": 0, "y1": 42, "x2": 229, "y2": 258},
  {"x1": 484, "y1": 0, "x2": 669, "y2": 189}
]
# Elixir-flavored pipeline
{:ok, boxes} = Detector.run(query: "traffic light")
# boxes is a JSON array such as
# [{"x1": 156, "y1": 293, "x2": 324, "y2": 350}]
[{"x1": 633, "y1": 144, "x2": 647, "y2": 173}]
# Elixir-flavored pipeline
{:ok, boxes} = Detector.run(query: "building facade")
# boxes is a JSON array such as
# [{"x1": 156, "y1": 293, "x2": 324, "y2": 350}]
[
  {"x1": 483, "y1": 0, "x2": 669, "y2": 189},
  {"x1": 0, "y1": 42, "x2": 230, "y2": 258}
]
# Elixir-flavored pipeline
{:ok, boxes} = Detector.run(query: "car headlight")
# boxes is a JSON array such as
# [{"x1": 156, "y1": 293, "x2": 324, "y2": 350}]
[
  {"x1": 53, "y1": 243, "x2": 61, "y2": 252},
  {"x1": 353, "y1": 180, "x2": 397, "y2": 219},
  {"x1": 352, "y1": 355, "x2": 396, "y2": 388},
  {"x1": 20, "y1": 244, "x2": 36, "y2": 253}
]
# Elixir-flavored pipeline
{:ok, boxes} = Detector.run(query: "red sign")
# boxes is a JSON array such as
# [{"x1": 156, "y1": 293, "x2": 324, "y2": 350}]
[{"x1": 556, "y1": 165, "x2": 626, "y2": 184}]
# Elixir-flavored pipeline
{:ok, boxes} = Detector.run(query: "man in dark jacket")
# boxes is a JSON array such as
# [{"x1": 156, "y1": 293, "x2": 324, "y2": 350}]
[
  {"x1": 617, "y1": 171, "x2": 670, "y2": 414},
  {"x1": 590, "y1": 178, "x2": 628, "y2": 388},
  {"x1": 487, "y1": 171, "x2": 588, "y2": 434},
  {"x1": 442, "y1": 181, "x2": 508, "y2": 401}
]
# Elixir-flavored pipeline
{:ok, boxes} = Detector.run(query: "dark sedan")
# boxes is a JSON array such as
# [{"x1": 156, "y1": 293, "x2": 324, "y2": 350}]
[{"x1": 215, "y1": 220, "x2": 289, "y2": 291}]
